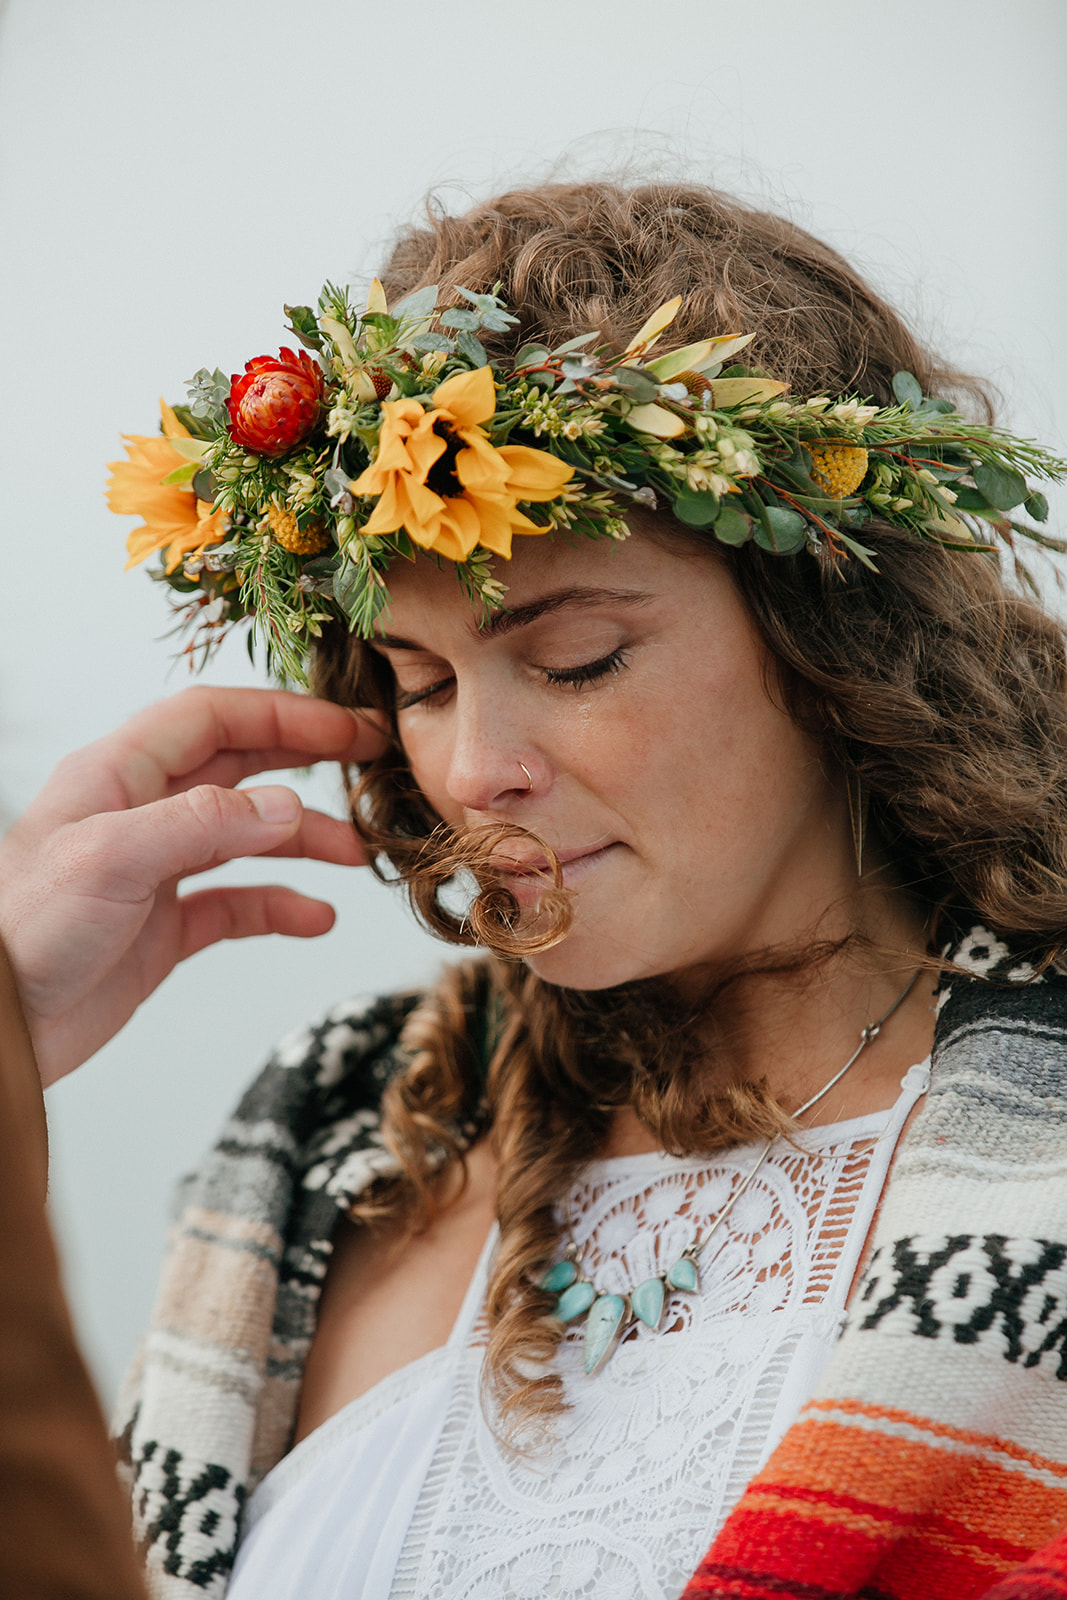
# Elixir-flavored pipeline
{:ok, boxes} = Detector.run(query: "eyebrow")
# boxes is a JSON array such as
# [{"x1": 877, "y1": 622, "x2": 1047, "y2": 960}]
[{"x1": 371, "y1": 585, "x2": 655, "y2": 651}]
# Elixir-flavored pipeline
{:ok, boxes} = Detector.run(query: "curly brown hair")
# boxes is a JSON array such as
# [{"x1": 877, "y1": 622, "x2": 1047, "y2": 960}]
[{"x1": 311, "y1": 180, "x2": 1067, "y2": 1431}]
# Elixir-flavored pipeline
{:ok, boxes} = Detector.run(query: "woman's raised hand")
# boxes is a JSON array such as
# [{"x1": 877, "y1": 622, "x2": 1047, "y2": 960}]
[{"x1": 0, "y1": 687, "x2": 388, "y2": 1086}]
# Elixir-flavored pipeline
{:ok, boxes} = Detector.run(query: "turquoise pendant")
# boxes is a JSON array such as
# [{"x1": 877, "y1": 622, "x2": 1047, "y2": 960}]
[
  {"x1": 666, "y1": 1254, "x2": 699, "y2": 1292},
  {"x1": 584, "y1": 1293, "x2": 629, "y2": 1375},
  {"x1": 541, "y1": 1259, "x2": 578, "y2": 1293},
  {"x1": 555, "y1": 1280, "x2": 596, "y2": 1323},
  {"x1": 631, "y1": 1275, "x2": 666, "y2": 1330}
]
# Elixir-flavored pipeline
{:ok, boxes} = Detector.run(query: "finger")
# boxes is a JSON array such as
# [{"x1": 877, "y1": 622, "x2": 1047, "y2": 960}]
[
  {"x1": 165, "y1": 741, "x2": 380, "y2": 798},
  {"x1": 258, "y1": 806, "x2": 368, "y2": 866},
  {"x1": 179, "y1": 884, "x2": 338, "y2": 959},
  {"x1": 62, "y1": 784, "x2": 309, "y2": 902},
  {"x1": 38, "y1": 689, "x2": 388, "y2": 821},
  {"x1": 177, "y1": 804, "x2": 368, "y2": 875}
]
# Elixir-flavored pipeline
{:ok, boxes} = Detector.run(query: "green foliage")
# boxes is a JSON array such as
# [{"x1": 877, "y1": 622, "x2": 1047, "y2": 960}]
[{"x1": 121, "y1": 284, "x2": 1067, "y2": 685}]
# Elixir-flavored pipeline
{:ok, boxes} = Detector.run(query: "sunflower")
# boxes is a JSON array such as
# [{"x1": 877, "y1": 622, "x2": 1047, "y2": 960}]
[
  {"x1": 107, "y1": 400, "x2": 227, "y2": 573},
  {"x1": 350, "y1": 366, "x2": 574, "y2": 561}
]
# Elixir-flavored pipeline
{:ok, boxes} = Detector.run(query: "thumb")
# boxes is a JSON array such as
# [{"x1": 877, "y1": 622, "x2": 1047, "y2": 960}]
[{"x1": 72, "y1": 783, "x2": 306, "y2": 899}]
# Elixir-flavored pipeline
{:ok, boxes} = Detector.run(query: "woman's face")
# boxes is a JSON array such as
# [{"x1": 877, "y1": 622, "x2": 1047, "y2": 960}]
[{"x1": 371, "y1": 530, "x2": 857, "y2": 990}]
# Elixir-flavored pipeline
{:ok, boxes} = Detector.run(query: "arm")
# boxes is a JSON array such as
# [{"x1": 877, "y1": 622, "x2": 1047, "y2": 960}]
[{"x1": 0, "y1": 685, "x2": 387, "y2": 1086}]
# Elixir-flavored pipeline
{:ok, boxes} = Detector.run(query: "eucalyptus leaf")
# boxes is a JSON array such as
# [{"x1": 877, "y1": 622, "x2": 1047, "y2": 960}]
[
  {"x1": 283, "y1": 304, "x2": 324, "y2": 352},
  {"x1": 1025, "y1": 490, "x2": 1050, "y2": 523},
  {"x1": 714, "y1": 505, "x2": 754, "y2": 545},
  {"x1": 973, "y1": 461, "x2": 1027, "y2": 511},
  {"x1": 439, "y1": 308, "x2": 480, "y2": 332},
  {"x1": 951, "y1": 485, "x2": 993, "y2": 513},
  {"x1": 671, "y1": 488, "x2": 721, "y2": 528},
  {"x1": 755, "y1": 504, "x2": 808, "y2": 554},
  {"x1": 892, "y1": 371, "x2": 924, "y2": 410},
  {"x1": 192, "y1": 468, "x2": 216, "y2": 501},
  {"x1": 411, "y1": 333, "x2": 456, "y2": 354},
  {"x1": 551, "y1": 331, "x2": 599, "y2": 355},
  {"x1": 914, "y1": 396, "x2": 956, "y2": 416},
  {"x1": 392, "y1": 285, "x2": 439, "y2": 322},
  {"x1": 456, "y1": 330, "x2": 488, "y2": 366},
  {"x1": 332, "y1": 560, "x2": 365, "y2": 612},
  {"x1": 303, "y1": 554, "x2": 341, "y2": 579},
  {"x1": 613, "y1": 367, "x2": 660, "y2": 403},
  {"x1": 514, "y1": 343, "x2": 552, "y2": 369}
]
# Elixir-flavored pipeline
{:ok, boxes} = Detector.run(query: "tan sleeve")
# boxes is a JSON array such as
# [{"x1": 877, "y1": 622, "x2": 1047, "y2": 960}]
[{"x1": 0, "y1": 939, "x2": 148, "y2": 1600}]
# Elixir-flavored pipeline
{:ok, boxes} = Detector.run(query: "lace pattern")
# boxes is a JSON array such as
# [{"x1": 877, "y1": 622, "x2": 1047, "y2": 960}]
[{"x1": 392, "y1": 1068, "x2": 928, "y2": 1600}]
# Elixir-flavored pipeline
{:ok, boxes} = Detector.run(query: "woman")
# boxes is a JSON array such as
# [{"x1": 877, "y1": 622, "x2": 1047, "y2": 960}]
[{"x1": 113, "y1": 182, "x2": 1067, "y2": 1600}]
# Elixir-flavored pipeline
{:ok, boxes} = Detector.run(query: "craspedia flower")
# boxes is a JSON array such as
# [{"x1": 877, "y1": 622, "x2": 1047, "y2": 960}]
[
  {"x1": 228, "y1": 348, "x2": 326, "y2": 457},
  {"x1": 266, "y1": 504, "x2": 330, "y2": 555},
  {"x1": 806, "y1": 440, "x2": 870, "y2": 498}
]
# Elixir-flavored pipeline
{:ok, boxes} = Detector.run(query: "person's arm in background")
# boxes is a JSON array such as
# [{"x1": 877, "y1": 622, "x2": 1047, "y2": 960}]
[
  {"x1": 0, "y1": 939, "x2": 149, "y2": 1599},
  {"x1": 0, "y1": 685, "x2": 384, "y2": 1597}
]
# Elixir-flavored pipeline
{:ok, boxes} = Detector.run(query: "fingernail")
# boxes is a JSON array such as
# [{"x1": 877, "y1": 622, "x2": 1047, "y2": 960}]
[{"x1": 248, "y1": 786, "x2": 300, "y2": 825}]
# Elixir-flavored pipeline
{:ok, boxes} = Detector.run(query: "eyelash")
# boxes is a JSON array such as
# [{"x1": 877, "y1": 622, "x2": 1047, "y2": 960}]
[{"x1": 395, "y1": 647, "x2": 629, "y2": 710}]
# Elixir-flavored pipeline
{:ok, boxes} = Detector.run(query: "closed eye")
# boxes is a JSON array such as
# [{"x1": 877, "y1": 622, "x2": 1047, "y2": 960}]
[
  {"x1": 543, "y1": 646, "x2": 629, "y2": 689},
  {"x1": 394, "y1": 646, "x2": 630, "y2": 710},
  {"x1": 395, "y1": 675, "x2": 454, "y2": 711}
]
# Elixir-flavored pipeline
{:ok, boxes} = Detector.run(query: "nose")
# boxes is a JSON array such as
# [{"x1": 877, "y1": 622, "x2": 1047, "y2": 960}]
[{"x1": 441, "y1": 690, "x2": 544, "y2": 815}]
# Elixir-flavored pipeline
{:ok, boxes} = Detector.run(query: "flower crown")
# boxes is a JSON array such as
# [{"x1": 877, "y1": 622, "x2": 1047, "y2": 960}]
[{"x1": 107, "y1": 280, "x2": 1066, "y2": 684}]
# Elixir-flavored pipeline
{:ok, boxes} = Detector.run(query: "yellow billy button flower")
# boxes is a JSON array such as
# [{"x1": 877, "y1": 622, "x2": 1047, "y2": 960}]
[
  {"x1": 806, "y1": 440, "x2": 870, "y2": 498},
  {"x1": 349, "y1": 366, "x2": 574, "y2": 561},
  {"x1": 107, "y1": 400, "x2": 227, "y2": 572},
  {"x1": 266, "y1": 504, "x2": 331, "y2": 555}
]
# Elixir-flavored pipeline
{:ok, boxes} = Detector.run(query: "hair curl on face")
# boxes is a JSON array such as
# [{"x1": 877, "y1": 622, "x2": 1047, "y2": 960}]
[{"x1": 314, "y1": 180, "x2": 1065, "y2": 1432}]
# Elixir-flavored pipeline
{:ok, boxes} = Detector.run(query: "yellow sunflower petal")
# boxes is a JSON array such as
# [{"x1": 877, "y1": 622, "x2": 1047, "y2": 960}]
[
  {"x1": 159, "y1": 398, "x2": 191, "y2": 440},
  {"x1": 454, "y1": 434, "x2": 511, "y2": 494},
  {"x1": 431, "y1": 366, "x2": 496, "y2": 429},
  {"x1": 432, "y1": 497, "x2": 483, "y2": 561},
  {"x1": 495, "y1": 444, "x2": 574, "y2": 498}
]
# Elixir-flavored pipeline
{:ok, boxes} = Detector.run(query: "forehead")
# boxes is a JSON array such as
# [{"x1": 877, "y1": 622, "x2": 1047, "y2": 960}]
[{"x1": 378, "y1": 527, "x2": 726, "y2": 641}]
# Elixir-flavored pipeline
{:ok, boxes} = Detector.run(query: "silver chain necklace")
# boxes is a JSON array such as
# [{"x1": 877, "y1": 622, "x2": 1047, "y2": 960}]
[{"x1": 540, "y1": 971, "x2": 920, "y2": 1376}]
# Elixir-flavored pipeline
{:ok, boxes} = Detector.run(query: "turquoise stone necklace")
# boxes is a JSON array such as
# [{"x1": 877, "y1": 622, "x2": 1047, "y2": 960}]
[{"x1": 542, "y1": 972, "x2": 920, "y2": 1377}]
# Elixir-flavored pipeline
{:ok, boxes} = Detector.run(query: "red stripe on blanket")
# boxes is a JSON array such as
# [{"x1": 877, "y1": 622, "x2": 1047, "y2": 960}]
[{"x1": 681, "y1": 1416, "x2": 1067, "y2": 1600}]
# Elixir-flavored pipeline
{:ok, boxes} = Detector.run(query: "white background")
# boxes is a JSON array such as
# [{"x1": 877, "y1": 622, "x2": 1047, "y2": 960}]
[{"x1": 0, "y1": 0, "x2": 1064, "y2": 1402}]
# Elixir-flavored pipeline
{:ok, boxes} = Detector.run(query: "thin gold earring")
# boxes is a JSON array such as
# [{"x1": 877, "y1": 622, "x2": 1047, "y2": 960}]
[
  {"x1": 518, "y1": 762, "x2": 534, "y2": 793},
  {"x1": 846, "y1": 771, "x2": 869, "y2": 877}
]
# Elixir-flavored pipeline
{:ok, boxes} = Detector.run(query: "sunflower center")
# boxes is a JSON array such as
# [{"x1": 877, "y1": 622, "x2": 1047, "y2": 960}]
[{"x1": 426, "y1": 420, "x2": 463, "y2": 499}]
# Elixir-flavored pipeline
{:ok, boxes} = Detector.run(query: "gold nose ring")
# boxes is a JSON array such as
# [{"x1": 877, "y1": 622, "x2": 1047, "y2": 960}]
[{"x1": 518, "y1": 762, "x2": 534, "y2": 793}]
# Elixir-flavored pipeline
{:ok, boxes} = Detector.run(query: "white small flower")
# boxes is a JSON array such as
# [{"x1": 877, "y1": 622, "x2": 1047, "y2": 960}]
[{"x1": 804, "y1": 396, "x2": 831, "y2": 415}]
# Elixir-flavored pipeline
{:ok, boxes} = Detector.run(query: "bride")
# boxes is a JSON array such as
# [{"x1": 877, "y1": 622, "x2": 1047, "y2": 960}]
[{"x1": 111, "y1": 179, "x2": 1067, "y2": 1600}]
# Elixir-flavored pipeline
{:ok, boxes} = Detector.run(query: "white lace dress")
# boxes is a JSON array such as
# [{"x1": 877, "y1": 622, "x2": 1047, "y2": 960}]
[{"x1": 227, "y1": 1062, "x2": 929, "y2": 1600}]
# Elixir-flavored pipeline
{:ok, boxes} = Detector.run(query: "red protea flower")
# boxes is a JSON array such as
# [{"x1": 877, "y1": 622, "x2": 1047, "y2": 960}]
[{"x1": 227, "y1": 347, "x2": 326, "y2": 457}]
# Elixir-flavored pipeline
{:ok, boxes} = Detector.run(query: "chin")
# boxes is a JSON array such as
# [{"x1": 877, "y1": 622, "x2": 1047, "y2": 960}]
[{"x1": 519, "y1": 927, "x2": 674, "y2": 992}]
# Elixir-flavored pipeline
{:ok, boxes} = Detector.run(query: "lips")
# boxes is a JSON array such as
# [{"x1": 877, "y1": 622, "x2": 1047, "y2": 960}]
[{"x1": 490, "y1": 840, "x2": 621, "y2": 890}]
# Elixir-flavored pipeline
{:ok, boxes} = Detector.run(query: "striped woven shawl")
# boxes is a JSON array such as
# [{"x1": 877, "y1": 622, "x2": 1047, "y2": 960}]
[{"x1": 115, "y1": 928, "x2": 1067, "y2": 1599}]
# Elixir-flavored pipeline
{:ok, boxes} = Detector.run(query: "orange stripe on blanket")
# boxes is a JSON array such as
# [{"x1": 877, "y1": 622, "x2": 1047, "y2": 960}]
[
  {"x1": 803, "y1": 1398, "x2": 1067, "y2": 1480},
  {"x1": 747, "y1": 1422, "x2": 1067, "y2": 1561}
]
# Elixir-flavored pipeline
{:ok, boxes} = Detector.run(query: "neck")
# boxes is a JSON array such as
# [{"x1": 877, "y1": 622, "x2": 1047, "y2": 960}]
[{"x1": 602, "y1": 887, "x2": 937, "y2": 1159}]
